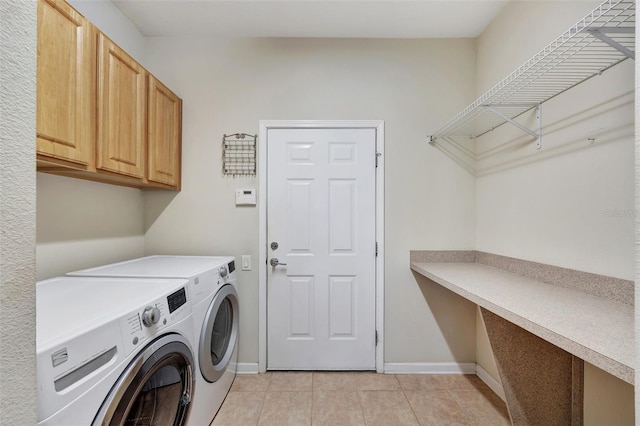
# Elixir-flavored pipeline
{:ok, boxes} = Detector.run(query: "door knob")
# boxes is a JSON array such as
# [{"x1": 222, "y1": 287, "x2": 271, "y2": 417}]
[{"x1": 270, "y1": 258, "x2": 287, "y2": 267}]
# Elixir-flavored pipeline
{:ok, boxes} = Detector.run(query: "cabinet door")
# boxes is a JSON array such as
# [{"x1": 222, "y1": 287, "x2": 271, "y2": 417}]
[
  {"x1": 148, "y1": 77, "x2": 182, "y2": 189},
  {"x1": 37, "y1": 0, "x2": 93, "y2": 167},
  {"x1": 96, "y1": 33, "x2": 146, "y2": 179}
]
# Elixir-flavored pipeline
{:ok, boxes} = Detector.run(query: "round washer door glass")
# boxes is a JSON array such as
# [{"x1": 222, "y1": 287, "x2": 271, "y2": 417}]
[
  {"x1": 200, "y1": 284, "x2": 239, "y2": 383},
  {"x1": 93, "y1": 334, "x2": 195, "y2": 426}
]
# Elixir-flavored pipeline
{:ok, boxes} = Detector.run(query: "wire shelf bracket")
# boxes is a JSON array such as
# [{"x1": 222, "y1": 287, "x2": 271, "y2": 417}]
[
  {"x1": 583, "y1": 27, "x2": 635, "y2": 59},
  {"x1": 427, "y1": 0, "x2": 635, "y2": 151},
  {"x1": 481, "y1": 103, "x2": 541, "y2": 149}
]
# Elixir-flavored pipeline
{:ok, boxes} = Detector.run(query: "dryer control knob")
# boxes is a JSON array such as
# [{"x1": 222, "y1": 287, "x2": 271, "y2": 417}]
[
  {"x1": 142, "y1": 306, "x2": 161, "y2": 327},
  {"x1": 219, "y1": 266, "x2": 228, "y2": 278}
]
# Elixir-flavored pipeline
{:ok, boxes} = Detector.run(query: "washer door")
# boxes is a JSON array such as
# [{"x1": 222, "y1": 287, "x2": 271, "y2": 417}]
[
  {"x1": 93, "y1": 333, "x2": 195, "y2": 426},
  {"x1": 199, "y1": 284, "x2": 239, "y2": 383}
]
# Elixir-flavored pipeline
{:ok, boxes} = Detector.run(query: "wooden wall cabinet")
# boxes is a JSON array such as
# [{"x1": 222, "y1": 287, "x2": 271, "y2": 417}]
[
  {"x1": 36, "y1": 0, "x2": 93, "y2": 169},
  {"x1": 96, "y1": 33, "x2": 147, "y2": 180},
  {"x1": 147, "y1": 76, "x2": 182, "y2": 189},
  {"x1": 36, "y1": 0, "x2": 182, "y2": 190}
]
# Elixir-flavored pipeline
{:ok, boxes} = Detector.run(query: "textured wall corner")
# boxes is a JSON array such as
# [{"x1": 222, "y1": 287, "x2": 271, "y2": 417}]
[
  {"x1": 636, "y1": 8, "x2": 640, "y2": 415},
  {"x1": 0, "y1": 0, "x2": 37, "y2": 424}
]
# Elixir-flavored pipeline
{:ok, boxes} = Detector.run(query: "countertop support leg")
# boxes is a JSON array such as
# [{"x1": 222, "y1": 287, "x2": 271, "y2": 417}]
[{"x1": 480, "y1": 308, "x2": 584, "y2": 425}]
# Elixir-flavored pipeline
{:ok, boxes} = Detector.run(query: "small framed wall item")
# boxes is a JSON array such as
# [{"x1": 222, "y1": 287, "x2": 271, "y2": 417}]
[{"x1": 222, "y1": 133, "x2": 256, "y2": 177}]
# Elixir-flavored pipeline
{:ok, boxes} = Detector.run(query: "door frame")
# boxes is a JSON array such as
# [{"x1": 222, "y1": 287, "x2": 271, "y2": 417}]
[{"x1": 258, "y1": 120, "x2": 385, "y2": 373}]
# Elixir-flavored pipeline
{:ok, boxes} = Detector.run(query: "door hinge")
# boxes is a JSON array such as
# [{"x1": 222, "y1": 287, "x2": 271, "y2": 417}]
[
  {"x1": 375, "y1": 152, "x2": 381, "y2": 168},
  {"x1": 375, "y1": 242, "x2": 378, "y2": 257},
  {"x1": 375, "y1": 330, "x2": 378, "y2": 345}
]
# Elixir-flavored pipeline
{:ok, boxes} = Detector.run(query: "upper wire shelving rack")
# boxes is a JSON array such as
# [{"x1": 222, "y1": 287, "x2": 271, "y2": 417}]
[{"x1": 427, "y1": 0, "x2": 635, "y2": 150}]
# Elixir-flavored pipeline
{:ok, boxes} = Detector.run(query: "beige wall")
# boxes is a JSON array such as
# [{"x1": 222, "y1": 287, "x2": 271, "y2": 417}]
[
  {"x1": 36, "y1": 0, "x2": 148, "y2": 280},
  {"x1": 475, "y1": 308, "x2": 499, "y2": 380},
  {"x1": 476, "y1": 1, "x2": 635, "y2": 422},
  {"x1": 635, "y1": 4, "x2": 639, "y2": 416},
  {"x1": 0, "y1": 0, "x2": 37, "y2": 423},
  {"x1": 36, "y1": 174, "x2": 145, "y2": 279},
  {"x1": 476, "y1": 0, "x2": 634, "y2": 279},
  {"x1": 68, "y1": 0, "x2": 146, "y2": 66},
  {"x1": 142, "y1": 37, "x2": 479, "y2": 365},
  {"x1": 584, "y1": 362, "x2": 634, "y2": 426}
]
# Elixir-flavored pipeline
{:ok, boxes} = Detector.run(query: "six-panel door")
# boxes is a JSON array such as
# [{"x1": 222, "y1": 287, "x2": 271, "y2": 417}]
[{"x1": 267, "y1": 128, "x2": 377, "y2": 370}]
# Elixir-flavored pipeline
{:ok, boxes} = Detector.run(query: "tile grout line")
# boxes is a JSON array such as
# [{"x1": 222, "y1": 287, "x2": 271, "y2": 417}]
[
  {"x1": 396, "y1": 375, "x2": 421, "y2": 425},
  {"x1": 254, "y1": 374, "x2": 270, "y2": 426},
  {"x1": 445, "y1": 387, "x2": 475, "y2": 425},
  {"x1": 310, "y1": 372, "x2": 314, "y2": 425},
  {"x1": 256, "y1": 390, "x2": 266, "y2": 426},
  {"x1": 357, "y1": 377, "x2": 367, "y2": 426},
  {"x1": 355, "y1": 374, "x2": 368, "y2": 425}
]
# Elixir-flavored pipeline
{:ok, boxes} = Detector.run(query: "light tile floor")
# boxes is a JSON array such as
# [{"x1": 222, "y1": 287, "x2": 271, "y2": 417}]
[{"x1": 210, "y1": 372, "x2": 511, "y2": 426}]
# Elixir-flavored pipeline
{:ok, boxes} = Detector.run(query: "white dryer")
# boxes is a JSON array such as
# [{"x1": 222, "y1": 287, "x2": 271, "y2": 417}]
[
  {"x1": 37, "y1": 276, "x2": 196, "y2": 425},
  {"x1": 69, "y1": 255, "x2": 239, "y2": 426}
]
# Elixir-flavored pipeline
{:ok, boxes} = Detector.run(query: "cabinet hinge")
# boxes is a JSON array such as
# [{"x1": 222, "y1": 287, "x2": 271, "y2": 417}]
[{"x1": 375, "y1": 152, "x2": 381, "y2": 168}]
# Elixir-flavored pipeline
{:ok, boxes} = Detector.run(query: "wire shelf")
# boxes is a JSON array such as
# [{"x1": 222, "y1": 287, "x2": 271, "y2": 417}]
[{"x1": 428, "y1": 0, "x2": 635, "y2": 146}]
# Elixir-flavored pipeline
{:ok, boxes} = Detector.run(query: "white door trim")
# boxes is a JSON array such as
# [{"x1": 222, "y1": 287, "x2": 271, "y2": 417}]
[{"x1": 258, "y1": 120, "x2": 385, "y2": 373}]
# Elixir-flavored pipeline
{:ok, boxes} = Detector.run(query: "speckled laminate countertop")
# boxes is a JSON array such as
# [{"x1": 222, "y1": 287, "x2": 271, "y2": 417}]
[{"x1": 410, "y1": 261, "x2": 634, "y2": 385}]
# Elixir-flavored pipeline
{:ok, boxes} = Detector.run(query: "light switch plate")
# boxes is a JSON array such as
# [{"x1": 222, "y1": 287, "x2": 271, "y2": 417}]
[{"x1": 241, "y1": 255, "x2": 251, "y2": 271}]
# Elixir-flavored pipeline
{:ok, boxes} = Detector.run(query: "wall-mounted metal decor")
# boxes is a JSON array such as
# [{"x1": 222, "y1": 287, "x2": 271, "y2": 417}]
[{"x1": 222, "y1": 133, "x2": 257, "y2": 177}]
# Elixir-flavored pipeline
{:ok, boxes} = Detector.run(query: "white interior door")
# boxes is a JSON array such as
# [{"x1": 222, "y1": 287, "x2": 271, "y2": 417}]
[{"x1": 267, "y1": 127, "x2": 377, "y2": 370}]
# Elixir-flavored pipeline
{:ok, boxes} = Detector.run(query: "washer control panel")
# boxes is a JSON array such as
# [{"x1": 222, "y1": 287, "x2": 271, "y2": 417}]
[
  {"x1": 120, "y1": 286, "x2": 191, "y2": 356},
  {"x1": 141, "y1": 306, "x2": 161, "y2": 327},
  {"x1": 167, "y1": 287, "x2": 187, "y2": 313}
]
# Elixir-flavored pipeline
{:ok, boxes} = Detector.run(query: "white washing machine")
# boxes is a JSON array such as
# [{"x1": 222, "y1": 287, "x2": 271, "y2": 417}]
[
  {"x1": 37, "y1": 276, "x2": 196, "y2": 425},
  {"x1": 69, "y1": 255, "x2": 239, "y2": 426}
]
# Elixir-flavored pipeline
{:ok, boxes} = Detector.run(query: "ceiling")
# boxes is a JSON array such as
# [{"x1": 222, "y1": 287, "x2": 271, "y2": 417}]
[{"x1": 111, "y1": 0, "x2": 509, "y2": 38}]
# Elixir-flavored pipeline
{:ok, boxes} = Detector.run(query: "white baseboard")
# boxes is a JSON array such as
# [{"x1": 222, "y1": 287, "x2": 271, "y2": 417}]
[
  {"x1": 236, "y1": 363, "x2": 259, "y2": 374},
  {"x1": 383, "y1": 362, "x2": 476, "y2": 375},
  {"x1": 475, "y1": 364, "x2": 506, "y2": 402}
]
